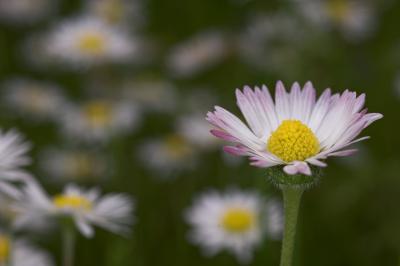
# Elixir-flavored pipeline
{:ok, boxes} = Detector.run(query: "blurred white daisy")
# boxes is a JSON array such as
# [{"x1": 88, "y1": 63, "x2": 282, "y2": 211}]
[
  {"x1": 2, "y1": 78, "x2": 67, "y2": 122},
  {"x1": 166, "y1": 31, "x2": 229, "y2": 78},
  {"x1": 207, "y1": 81, "x2": 382, "y2": 176},
  {"x1": 85, "y1": 0, "x2": 144, "y2": 27},
  {"x1": 61, "y1": 99, "x2": 140, "y2": 143},
  {"x1": 39, "y1": 148, "x2": 109, "y2": 183},
  {"x1": 0, "y1": 0, "x2": 55, "y2": 25},
  {"x1": 185, "y1": 189, "x2": 282, "y2": 263},
  {"x1": 122, "y1": 79, "x2": 178, "y2": 113},
  {"x1": 138, "y1": 134, "x2": 197, "y2": 178},
  {"x1": 45, "y1": 17, "x2": 138, "y2": 68},
  {"x1": 0, "y1": 129, "x2": 31, "y2": 183},
  {"x1": 18, "y1": 182, "x2": 134, "y2": 238},
  {"x1": 292, "y1": 0, "x2": 376, "y2": 42},
  {"x1": 0, "y1": 234, "x2": 53, "y2": 266}
]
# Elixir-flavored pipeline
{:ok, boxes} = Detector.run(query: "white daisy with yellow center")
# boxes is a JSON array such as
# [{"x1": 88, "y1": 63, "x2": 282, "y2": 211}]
[
  {"x1": 62, "y1": 99, "x2": 140, "y2": 143},
  {"x1": 46, "y1": 17, "x2": 137, "y2": 67},
  {"x1": 185, "y1": 190, "x2": 282, "y2": 263},
  {"x1": 18, "y1": 182, "x2": 134, "y2": 238},
  {"x1": 207, "y1": 81, "x2": 382, "y2": 176}
]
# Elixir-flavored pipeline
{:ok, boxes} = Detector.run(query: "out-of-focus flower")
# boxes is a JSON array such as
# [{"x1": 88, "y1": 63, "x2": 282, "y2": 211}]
[
  {"x1": 291, "y1": 0, "x2": 376, "y2": 41},
  {"x1": 85, "y1": 0, "x2": 144, "y2": 27},
  {"x1": 2, "y1": 78, "x2": 67, "y2": 122},
  {"x1": 207, "y1": 81, "x2": 382, "y2": 176},
  {"x1": 60, "y1": 98, "x2": 140, "y2": 143},
  {"x1": 0, "y1": 234, "x2": 53, "y2": 266},
  {"x1": 0, "y1": 130, "x2": 31, "y2": 183},
  {"x1": 122, "y1": 79, "x2": 178, "y2": 113},
  {"x1": 0, "y1": 0, "x2": 55, "y2": 25},
  {"x1": 185, "y1": 189, "x2": 282, "y2": 264},
  {"x1": 138, "y1": 134, "x2": 197, "y2": 178},
  {"x1": 45, "y1": 17, "x2": 138, "y2": 68},
  {"x1": 236, "y1": 13, "x2": 307, "y2": 73},
  {"x1": 18, "y1": 182, "x2": 134, "y2": 238},
  {"x1": 39, "y1": 148, "x2": 110, "y2": 183},
  {"x1": 166, "y1": 31, "x2": 229, "y2": 78}
]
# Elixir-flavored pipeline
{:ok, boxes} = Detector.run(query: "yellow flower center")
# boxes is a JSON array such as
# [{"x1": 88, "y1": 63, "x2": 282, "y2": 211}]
[
  {"x1": 53, "y1": 195, "x2": 92, "y2": 211},
  {"x1": 83, "y1": 101, "x2": 113, "y2": 127},
  {"x1": 77, "y1": 33, "x2": 106, "y2": 55},
  {"x1": 165, "y1": 135, "x2": 193, "y2": 159},
  {"x1": 221, "y1": 208, "x2": 255, "y2": 233},
  {"x1": 68, "y1": 153, "x2": 95, "y2": 177},
  {"x1": 99, "y1": 0, "x2": 124, "y2": 23},
  {"x1": 327, "y1": 0, "x2": 350, "y2": 22},
  {"x1": 0, "y1": 236, "x2": 10, "y2": 263},
  {"x1": 267, "y1": 120, "x2": 320, "y2": 162}
]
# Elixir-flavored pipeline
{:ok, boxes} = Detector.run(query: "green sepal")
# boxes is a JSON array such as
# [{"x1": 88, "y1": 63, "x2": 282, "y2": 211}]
[{"x1": 266, "y1": 165, "x2": 323, "y2": 190}]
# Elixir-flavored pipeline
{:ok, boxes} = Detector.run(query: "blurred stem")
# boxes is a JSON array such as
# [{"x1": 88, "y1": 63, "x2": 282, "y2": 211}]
[
  {"x1": 62, "y1": 225, "x2": 76, "y2": 266},
  {"x1": 280, "y1": 187, "x2": 303, "y2": 266}
]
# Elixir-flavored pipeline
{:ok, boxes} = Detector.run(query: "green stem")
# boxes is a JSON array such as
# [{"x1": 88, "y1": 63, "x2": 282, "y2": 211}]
[
  {"x1": 62, "y1": 226, "x2": 76, "y2": 266},
  {"x1": 280, "y1": 187, "x2": 304, "y2": 266}
]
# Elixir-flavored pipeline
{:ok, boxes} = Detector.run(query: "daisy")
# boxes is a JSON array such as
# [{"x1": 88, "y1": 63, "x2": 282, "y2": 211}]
[
  {"x1": 185, "y1": 189, "x2": 282, "y2": 263},
  {"x1": 39, "y1": 148, "x2": 109, "y2": 183},
  {"x1": 0, "y1": 234, "x2": 53, "y2": 266},
  {"x1": 206, "y1": 81, "x2": 382, "y2": 177},
  {"x1": 0, "y1": 0, "x2": 55, "y2": 25},
  {"x1": 60, "y1": 98, "x2": 140, "y2": 143},
  {"x1": 2, "y1": 78, "x2": 67, "y2": 122},
  {"x1": 0, "y1": 129, "x2": 31, "y2": 183},
  {"x1": 166, "y1": 31, "x2": 229, "y2": 78},
  {"x1": 45, "y1": 17, "x2": 137, "y2": 67},
  {"x1": 291, "y1": 0, "x2": 376, "y2": 42},
  {"x1": 17, "y1": 182, "x2": 134, "y2": 238}
]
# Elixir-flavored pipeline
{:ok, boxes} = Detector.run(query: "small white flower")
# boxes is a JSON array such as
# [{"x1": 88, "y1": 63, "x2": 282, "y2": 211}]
[
  {"x1": 207, "y1": 81, "x2": 382, "y2": 176},
  {"x1": 60, "y1": 98, "x2": 140, "y2": 143},
  {"x1": 0, "y1": 234, "x2": 54, "y2": 266},
  {"x1": 167, "y1": 31, "x2": 229, "y2": 78},
  {"x1": 45, "y1": 17, "x2": 137, "y2": 67},
  {"x1": 2, "y1": 78, "x2": 67, "y2": 122},
  {"x1": 18, "y1": 182, "x2": 134, "y2": 238},
  {"x1": 185, "y1": 189, "x2": 282, "y2": 264},
  {"x1": 0, "y1": 0, "x2": 55, "y2": 25},
  {"x1": 39, "y1": 148, "x2": 110, "y2": 183}
]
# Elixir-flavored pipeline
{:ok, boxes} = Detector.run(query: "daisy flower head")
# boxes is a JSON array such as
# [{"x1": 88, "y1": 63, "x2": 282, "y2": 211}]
[
  {"x1": 45, "y1": 17, "x2": 137, "y2": 68},
  {"x1": 61, "y1": 98, "x2": 140, "y2": 143},
  {"x1": 2, "y1": 78, "x2": 67, "y2": 122},
  {"x1": 0, "y1": 234, "x2": 53, "y2": 266},
  {"x1": 185, "y1": 189, "x2": 282, "y2": 264},
  {"x1": 18, "y1": 182, "x2": 134, "y2": 238},
  {"x1": 206, "y1": 81, "x2": 382, "y2": 187}
]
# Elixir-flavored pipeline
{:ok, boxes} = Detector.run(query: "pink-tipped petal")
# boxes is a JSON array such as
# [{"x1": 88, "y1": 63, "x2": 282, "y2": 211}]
[{"x1": 283, "y1": 161, "x2": 312, "y2": 176}]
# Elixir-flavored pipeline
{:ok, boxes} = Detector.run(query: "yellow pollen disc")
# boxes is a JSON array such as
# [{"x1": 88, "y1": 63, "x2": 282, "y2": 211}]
[
  {"x1": 0, "y1": 236, "x2": 10, "y2": 263},
  {"x1": 53, "y1": 195, "x2": 92, "y2": 211},
  {"x1": 165, "y1": 134, "x2": 193, "y2": 159},
  {"x1": 327, "y1": 0, "x2": 349, "y2": 21},
  {"x1": 100, "y1": 0, "x2": 124, "y2": 23},
  {"x1": 83, "y1": 101, "x2": 113, "y2": 127},
  {"x1": 221, "y1": 208, "x2": 255, "y2": 233},
  {"x1": 69, "y1": 153, "x2": 95, "y2": 177},
  {"x1": 77, "y1": 33, "x2": 106, "y2": 55},
  {"x1": 267, "y1": 120, "x2": 320, "y2": 162}
]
